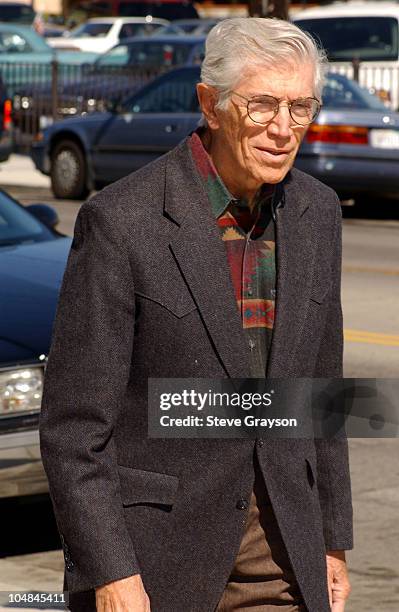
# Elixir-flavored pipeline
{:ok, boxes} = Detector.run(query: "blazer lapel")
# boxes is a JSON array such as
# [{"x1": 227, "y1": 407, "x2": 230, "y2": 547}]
[
  {"x1": 267, "y1": 172, "x2": 318, "y2": 377},
  {"x1": 165, "y1": 140, "x2": 252, "y2": 379}
]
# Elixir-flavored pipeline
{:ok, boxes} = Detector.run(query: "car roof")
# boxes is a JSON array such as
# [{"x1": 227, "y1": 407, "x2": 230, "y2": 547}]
[
  {"x1": 82, "y1": 17, "x2": 169, "y2": 24},
  {"x1": 0, "y1": 22, "x2": 35, "y2": 33},
  {"x1": 119, "y1": 34, "x2": 206, "y2": 45},
  {"x1": 294, "y1": 1, "x2": 399, "y2": 19}
]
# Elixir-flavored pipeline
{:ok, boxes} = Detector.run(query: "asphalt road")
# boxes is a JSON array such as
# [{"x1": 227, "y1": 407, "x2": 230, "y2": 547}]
[{"x1": 1, "y1": 185, "x2": 398, "y2": 611}]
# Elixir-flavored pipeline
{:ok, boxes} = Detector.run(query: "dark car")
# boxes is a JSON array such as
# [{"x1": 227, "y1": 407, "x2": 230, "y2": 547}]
[
  {"x1": 31, "y1": 66, "x2": 202, "y2": 198},
  {"x1": 32, "y1": 67, "x2": 399, "y2": 201},
  {"x1": 13, "y1": 35, "x2": 205, "y2": 136},
  {"x1": 0, "y1": 189, "x2": 71, "y2": 499},
  {"x1": 155, "y1": 18, "x2": 222, "y2": 36}
]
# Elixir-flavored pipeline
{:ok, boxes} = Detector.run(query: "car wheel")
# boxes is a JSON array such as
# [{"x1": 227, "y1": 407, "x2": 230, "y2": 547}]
[{"x1": 50, "y1": 140, "x2": 89, "y2": 200}]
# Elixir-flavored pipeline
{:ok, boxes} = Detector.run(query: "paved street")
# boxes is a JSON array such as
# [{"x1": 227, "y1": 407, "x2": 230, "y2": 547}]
[{"x1": 1, "y1": 156, "x2": 398, "y2": 611}]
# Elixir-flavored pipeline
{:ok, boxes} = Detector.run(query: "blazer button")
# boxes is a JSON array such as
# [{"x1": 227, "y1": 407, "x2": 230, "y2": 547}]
[
  {"x1": 236, "y1": 499, "x2": 249, "y2": 510},
  {"x1": 257, "y1": 439, "x2": 264, "y2": 447},
  {"x1": 66, "y1": 560, "x2": 74, "y2": 572}
]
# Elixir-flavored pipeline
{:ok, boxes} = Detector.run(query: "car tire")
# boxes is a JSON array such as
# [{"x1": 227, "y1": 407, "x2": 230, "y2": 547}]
[{"x1": 50, "y1": 140, "x2": 89, "y2": 200}]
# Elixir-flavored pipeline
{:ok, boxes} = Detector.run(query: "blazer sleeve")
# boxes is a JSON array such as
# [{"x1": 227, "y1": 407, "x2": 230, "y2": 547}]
[
  {"x1": 39, "y1": 198, "x2": 140, "y2": 592},
  {"x1": 313, "y1": 197, "x2": 354, "y2": 551}
]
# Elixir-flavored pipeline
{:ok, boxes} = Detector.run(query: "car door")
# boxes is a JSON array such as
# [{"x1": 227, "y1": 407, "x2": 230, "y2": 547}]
[{"x1": 91, "y1": 68, "x2": 201, "y2": 183}]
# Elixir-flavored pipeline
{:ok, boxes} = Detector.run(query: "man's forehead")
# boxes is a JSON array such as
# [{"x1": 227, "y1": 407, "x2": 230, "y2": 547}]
[{"x1": 237, "y1": 63, "x2": 315, "y2": 97}]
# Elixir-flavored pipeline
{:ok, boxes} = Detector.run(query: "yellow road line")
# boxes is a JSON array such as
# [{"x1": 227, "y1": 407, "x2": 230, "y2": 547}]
[
  {"x1": 343, "y1": 265, "x2": 399, "y2": 276},
  {"x1": 344, "y1": 329, "x2": 399, "y2": 347}
]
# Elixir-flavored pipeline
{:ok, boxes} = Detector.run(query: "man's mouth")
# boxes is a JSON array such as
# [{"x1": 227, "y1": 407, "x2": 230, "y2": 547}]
[{"x1": 255, "y1": 147, "x2": 291, "y2": 156}]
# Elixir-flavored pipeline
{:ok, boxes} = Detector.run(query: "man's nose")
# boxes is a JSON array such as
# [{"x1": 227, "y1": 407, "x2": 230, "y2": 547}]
[{"x1": 268, "y1": 103, "x2": 292, "y2": 139}]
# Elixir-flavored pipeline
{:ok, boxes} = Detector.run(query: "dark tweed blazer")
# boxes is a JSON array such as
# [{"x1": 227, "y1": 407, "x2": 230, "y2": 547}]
[{"x1": 39, "y1": 138, "x2": 353, "y2": 612}]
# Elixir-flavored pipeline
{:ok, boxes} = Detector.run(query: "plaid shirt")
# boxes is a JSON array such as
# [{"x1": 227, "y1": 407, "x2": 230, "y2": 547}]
[{"x1": 189, "y1": 131, "x2": 276, "y2": 377}]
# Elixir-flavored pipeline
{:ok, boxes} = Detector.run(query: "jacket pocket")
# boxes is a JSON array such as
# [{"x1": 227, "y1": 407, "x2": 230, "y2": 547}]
[
  {"x1": 135, "y1": 290, "x2": 197, "y2": 319},
  {"x1": 117, "y1": 465, "x2": 179, "y2": 507}
]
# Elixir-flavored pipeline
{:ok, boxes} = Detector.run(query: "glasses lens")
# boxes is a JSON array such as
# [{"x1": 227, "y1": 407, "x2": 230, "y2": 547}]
[
  {"x1": 247, "y1": 95, "x2": 278, "y2": 124},
  {"x1": 290, "y1": 98, "x2": 320, "y2": 125}
]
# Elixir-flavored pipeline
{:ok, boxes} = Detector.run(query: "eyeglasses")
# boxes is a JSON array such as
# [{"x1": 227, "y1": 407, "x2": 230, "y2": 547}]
[{"x1": 231, "y1": 91, "x2": 322, "y2": 127}]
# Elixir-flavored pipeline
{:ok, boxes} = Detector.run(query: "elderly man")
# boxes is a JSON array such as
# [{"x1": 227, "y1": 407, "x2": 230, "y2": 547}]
[{"x1": 40, "y1": 17, "x2": 353, "y2": 612}]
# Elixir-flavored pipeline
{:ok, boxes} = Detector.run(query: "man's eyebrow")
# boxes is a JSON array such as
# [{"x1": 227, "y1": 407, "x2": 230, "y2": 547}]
[{"x1": 247, "y1": 92, "x2": 314, "y2": 101}]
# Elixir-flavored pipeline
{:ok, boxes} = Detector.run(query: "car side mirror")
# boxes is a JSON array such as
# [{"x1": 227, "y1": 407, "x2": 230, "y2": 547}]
[{"x1": 26, "y1": 204, "x2": 59, "y2": 229}]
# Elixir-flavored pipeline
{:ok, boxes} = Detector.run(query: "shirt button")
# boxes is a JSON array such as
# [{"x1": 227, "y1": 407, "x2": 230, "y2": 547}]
[
  {"x1": 236, "y1": 499, "x2": 249, "y2": 510},
  {"x1": 247, "y1": 287, "x2": 253, "y2": 296}
]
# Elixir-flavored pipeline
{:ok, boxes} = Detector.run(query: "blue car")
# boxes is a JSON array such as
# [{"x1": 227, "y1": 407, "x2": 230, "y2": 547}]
[
  {"x1": 32, "y1": 66, "x2": 399, "y2": 201},
  {"x1": 32, "y1": 66, "x2": 201, "y2": 199},
  {"x1": 0, "y1": 189, "x2": 71, "y2": 499}
]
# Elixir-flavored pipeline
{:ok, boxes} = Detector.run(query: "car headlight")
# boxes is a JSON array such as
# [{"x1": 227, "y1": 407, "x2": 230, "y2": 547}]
[{"x1": 0, "y1": 367, "x2": 44, "y2": 416}]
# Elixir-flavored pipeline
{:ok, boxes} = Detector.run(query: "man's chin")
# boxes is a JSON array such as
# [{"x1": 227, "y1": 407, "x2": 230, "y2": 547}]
[{"x1": 258, "y1": 166, "x2": 292, "y2": 185}]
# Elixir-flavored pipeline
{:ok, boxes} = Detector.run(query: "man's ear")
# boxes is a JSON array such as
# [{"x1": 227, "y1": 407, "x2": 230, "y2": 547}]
[{"x1": 196, "y1": 83, "x2": 220, "y2": 129}]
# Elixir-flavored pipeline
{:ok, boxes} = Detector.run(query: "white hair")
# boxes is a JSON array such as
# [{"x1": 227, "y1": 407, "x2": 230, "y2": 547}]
[{"x1": 199, "y1": 17, "x2": 328, "y2": 124}]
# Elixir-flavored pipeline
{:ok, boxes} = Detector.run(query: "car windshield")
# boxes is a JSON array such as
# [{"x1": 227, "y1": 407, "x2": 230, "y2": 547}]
[
  {"x1": 0, "y1": 31, "x2": 32, "y2": 54},
  {"x1": 0, "y1": 191, "x2": 53, "y2": 246},
  {"x1": 297, "y1": 17, "x2": 399, "y2": 61},
  {"x1": 96, "y1": 41, "x2": 197, "y2": 67},
  {"x1": 323, "y1": 74, "x2": 389, "y2": 110},
  {"x1": 0, "y1": 4, "x2": 35, "y2": 23},
  {"x1": 70, "y1": 22, "x2": 113, "y2": 38}
]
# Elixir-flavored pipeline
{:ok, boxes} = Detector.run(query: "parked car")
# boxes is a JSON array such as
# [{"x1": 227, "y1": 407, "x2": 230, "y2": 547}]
[
  {"x1": 0, "y1": 189, "x2": 71, "y2": 499},
  {"x1": 293, "y1": 1, "x2": 399, "y2": 109},
  {"x1": 32, "y1": 67, "x2": 399, "y2": 201},
  {"x1": 0, "y1": 74, "x2": 12, "y2": 162},
  {"x1": 0, "y1": 23, "x2": 100, "y2": 97},
  {"x1": 31, "y1": 65, "x2": 201, "y2": 198},
  {"x1": 47, "y1": 16, "x2": 169, "y2": 53},
  {"x1": 12, "y1": 36, "x2": 205, "y2": 134},
  {"x1": 296, "y1": 71, "x2": 399, "y2": 200},
  {"x1": 155, "y1": 18, "x2": 222, "y2": 36}
]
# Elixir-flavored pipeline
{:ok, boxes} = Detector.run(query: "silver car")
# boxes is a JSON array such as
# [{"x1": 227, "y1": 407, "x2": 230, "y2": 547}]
[{"x1": 296, "y1": 72, "x2": 399, "y2": 199}]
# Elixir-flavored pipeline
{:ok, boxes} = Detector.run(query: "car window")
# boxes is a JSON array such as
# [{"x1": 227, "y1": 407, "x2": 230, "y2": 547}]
[
  {"x1": 323, "y1": 74, "x2": 388, "y2": 110},
  {"x1": 130, "y1": 41, "x2": 196, "y2": 67},
  {"x1": 155, "y1": 24, "x2": 186, "y2": 35},
  {"x1": 96, "y1": 44, "x2": 130, "y2": 66},
  {"x1": 71, "y1": 22, "x2": 113, "y2": 38},
  {"x1": 0, "y1": 31, "x2": 32, "y2": 54},
  {"x1": 127, "y1": 70, "x2": 200, "y2": 113},
  {"x1": 0, "y1": 192, "x2": 52, "y2": 246},
  {"x1": 296, "y1": 17, "x2": 399, "y2": 61},
  {"x1": 119, "y1": 23, "x2": 163, "y2": 39}
]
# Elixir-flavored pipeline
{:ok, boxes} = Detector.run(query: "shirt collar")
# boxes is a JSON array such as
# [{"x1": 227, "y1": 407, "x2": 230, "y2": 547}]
[{"x1": 188, "y1": 130, "x2": 231, "y2": 218}]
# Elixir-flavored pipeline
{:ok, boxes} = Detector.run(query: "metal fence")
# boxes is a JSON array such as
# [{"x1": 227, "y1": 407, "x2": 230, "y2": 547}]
[
  {"x1": 1, "y1": 59, "x2": 399, "y2": 152},
  {"x1": 0, "y1": 60, "x2": 167, "y2": 151},
  {"x1": 328, "y1": 62, "x2": 399, "y2": 110}
]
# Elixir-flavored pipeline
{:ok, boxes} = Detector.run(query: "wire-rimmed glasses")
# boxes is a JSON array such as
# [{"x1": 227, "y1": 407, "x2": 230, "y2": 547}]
[{"x1": 231, "y1": 91, "x2": 322, "y2": 126}]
